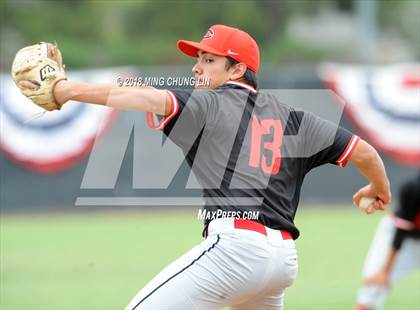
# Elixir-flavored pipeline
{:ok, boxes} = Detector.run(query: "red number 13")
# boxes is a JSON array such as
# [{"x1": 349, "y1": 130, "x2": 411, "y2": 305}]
[{"x1": 248, "y1": 116, "x2": 283, "y2": 175}]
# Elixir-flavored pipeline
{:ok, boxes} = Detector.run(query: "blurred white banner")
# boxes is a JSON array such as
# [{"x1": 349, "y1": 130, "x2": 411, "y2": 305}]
[
  {"x1": 319, "y1": 63, "x2": 420, "y2": 166},
  {"x1": 0, "y1": 68, "x2": 135, "y2": 173}
]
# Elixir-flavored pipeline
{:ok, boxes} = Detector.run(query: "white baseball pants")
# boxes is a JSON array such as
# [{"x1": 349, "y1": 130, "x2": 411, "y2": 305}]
[
  {"x1": 356, "y1": 215, "x2": 420, "y2": 310},
  {"x1": 125, "y1": 218, "x2": 298, "y2": 310}
]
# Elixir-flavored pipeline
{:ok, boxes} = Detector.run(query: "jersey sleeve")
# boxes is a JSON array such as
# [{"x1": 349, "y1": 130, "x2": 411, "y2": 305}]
[
  {"x1": 146, "y1": 90, "x2": 182, "y2": 131},
  {"x1": 302, "y1": 112, "x2": 360, "y2": 171},
  {"x1": 394, "y1": 175, "x2": 420, "y2": 230},
  {"x1": 392, "y1": 229, "x2": 407, "y2": 251},
  {"x1": 146, "y1": 89, "x2": 216, "y2": 151},
  {"x1": 392, "y1": 174, "x2": 420, "y2": 250}
]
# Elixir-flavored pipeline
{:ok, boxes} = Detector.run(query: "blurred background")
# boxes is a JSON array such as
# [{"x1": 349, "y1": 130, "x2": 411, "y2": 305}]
[
  {"x1": 1, "y1": 0, "x2": 419, "y2": 309},
  {"x1": 1, "y1": 0, "x2": 419, "y2": 69}
]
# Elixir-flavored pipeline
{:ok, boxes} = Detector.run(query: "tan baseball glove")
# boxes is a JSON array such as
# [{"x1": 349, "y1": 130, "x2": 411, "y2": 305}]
[{"x1": 11, "y1": 42, "x2": 67, "y2": 111}]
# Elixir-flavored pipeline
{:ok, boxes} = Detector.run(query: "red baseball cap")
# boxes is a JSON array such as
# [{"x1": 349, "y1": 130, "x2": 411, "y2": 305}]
[{"x1": 177, "y1": 25, "x2": 260, "y2": 73}]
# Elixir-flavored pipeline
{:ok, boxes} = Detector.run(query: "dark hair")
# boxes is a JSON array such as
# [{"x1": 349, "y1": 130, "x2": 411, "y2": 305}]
[{"x1": 225, "y1": 57, "x2": 258, "y2": 89}]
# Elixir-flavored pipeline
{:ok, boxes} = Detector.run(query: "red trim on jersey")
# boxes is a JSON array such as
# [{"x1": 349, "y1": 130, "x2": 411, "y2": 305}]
[
  {"x1": 146, "y1": 90, "x2": 180, "y2": 130},
  {"x1": 226, "y1": 81, "x2": 257, "y2": 93},
  {"x1": 336, "y1": 135, "x2": 360, "y2": 167}
]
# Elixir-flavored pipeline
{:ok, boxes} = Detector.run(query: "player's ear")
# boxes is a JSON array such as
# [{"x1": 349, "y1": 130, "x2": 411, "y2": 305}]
[{"x1": 229, "y1": 62, "x2": 247, "y2": 80}]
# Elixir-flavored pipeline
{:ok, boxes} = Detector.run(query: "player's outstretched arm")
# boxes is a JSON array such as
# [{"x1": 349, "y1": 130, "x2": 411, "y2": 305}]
[
  {"x1": 19, "y1": 80, "x2": 172, "y2": 116},
  {"x1": 349, "y1": 139, "x2": 391, "y2": 213},
  {"x1": 12, "y1": 42, "x2": 171, "y2": 115}
]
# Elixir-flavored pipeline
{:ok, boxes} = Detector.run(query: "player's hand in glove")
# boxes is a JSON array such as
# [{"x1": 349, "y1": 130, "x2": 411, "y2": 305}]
[{"x1": 12, "y1": 42, "x2": 67, "y2": 111}]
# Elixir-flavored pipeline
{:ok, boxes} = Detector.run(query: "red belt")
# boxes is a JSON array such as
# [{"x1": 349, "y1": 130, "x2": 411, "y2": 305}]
[{"x1": 205, "y1": 219, "x2": 293, "y2": 240}]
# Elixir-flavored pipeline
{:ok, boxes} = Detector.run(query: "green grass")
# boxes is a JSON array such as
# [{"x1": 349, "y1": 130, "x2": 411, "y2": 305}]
[{"x1": 1, "y1": 207, "x2": 419, "y2": 310}]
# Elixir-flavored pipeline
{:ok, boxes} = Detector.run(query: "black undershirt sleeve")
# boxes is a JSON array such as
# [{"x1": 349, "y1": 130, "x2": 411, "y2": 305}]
[{"x1": 392, "y1": 228, "x2": 407, "y2": 251}]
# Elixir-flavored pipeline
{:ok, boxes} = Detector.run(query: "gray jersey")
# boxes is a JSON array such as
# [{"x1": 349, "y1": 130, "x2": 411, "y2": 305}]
[{"x1": 148, "y1": 81, "x2": 359, "y2": 239}]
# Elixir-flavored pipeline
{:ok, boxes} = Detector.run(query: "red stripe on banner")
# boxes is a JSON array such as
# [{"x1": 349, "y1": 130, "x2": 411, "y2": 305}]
[
  {"x1": 0, "y1": 109, "x2": 119, "y2": 174},
  {"x1": 343, "y1": 103, "x2": 420, "y2": 166},
  {"x1": 322, "y1": 76, "x2": 420, "y2": 167},
  {"x1": 401, "y1": 74, "x2": 420, "y2": 88}
]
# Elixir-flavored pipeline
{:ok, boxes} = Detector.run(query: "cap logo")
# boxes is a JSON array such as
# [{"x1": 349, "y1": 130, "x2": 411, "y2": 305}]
[
  {"x1": 203, "y1": 28, "x2": 214, "y2": 39},
  {"x1": 227, "y1": 49, "x2": 240, "y2": 55}
]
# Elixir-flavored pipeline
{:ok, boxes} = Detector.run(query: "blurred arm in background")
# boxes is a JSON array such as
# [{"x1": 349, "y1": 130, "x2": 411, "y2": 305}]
[
  {"x1": 365, "y1": 172, "x2": 420, "y2": 285},
  {"x1": 355, "y1": 172, "x2": 420, "y2": 310}
]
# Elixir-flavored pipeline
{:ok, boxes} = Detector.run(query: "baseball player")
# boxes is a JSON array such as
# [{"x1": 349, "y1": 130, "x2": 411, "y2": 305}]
[
  {"x1": 13, "y1": 25, "x2": 391, "y2": 309},
  {"x1": 355, "y1": 172, "x2": 420, "y2": 310}
]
